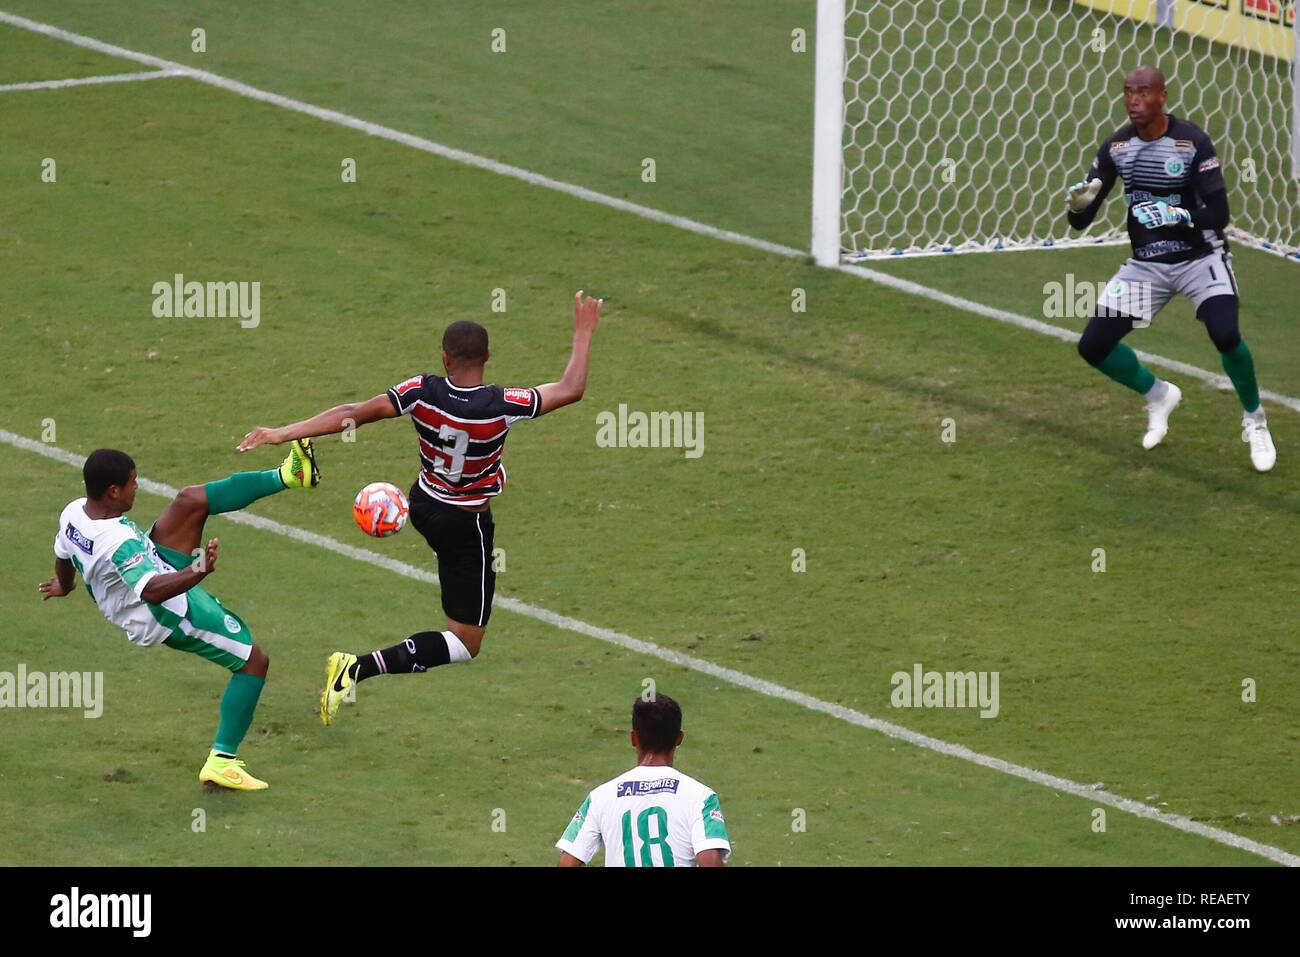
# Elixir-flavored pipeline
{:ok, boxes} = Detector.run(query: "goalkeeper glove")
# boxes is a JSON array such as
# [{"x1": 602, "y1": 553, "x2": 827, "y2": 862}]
[
  {"x1": 1065, "y1": 178, "x2": 1103, "y2": 212},
  {"x1": 1132, "y1": 200, "x2": 1192, "y2": 229}
]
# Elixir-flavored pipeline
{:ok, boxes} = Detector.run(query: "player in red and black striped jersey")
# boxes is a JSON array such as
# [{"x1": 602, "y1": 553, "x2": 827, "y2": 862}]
[
  {"x1": 385, "y1": 372, "x2": 541, "y2": 507},
  {"x1": 238, "y1": 291, "x2": 602, "y2": 723}
]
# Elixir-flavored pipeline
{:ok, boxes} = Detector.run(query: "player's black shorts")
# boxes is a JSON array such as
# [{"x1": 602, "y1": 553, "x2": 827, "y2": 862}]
[{"x1": 408, "y1": 482, "x2": 496, "y2": 627}]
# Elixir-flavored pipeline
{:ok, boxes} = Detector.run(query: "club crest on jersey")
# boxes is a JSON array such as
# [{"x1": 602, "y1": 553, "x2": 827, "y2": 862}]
[
  {"x1": 224, "y1": 614, "x2": 242, "y2": 634},
  {"x1": 503, "y1": 388, "x2": 533, "y2": 406},
  {"x1": 1165, "y1": 158, "x2": 1185, "y2": 176},
  {"x1": 64, "y1": 524, "x2": 94, "y2": 555}
]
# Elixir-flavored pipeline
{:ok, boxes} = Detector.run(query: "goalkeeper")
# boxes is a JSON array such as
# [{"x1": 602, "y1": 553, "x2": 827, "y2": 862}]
[{"x1": 1064, "y1": 65, "x2": 1274, "y2": 472}]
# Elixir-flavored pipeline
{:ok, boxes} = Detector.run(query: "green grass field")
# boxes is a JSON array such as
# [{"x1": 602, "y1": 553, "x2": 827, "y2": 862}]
[{"x1": 1, "y1": 2, "x2": 1297, "y2": 867}]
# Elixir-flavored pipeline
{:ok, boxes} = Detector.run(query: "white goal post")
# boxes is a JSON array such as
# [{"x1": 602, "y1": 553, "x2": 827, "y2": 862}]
[{"x1": 811, "y1": 0, "x2": 1300, "y2": 264}]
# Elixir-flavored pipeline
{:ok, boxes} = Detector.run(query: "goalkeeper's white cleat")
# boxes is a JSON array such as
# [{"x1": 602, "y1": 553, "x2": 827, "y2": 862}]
[
  {"x1": 1242, "y1": 412, "x2": 1276, "y2": 473},
  {"x1": 1142, "y1": 381, "x2": 1181, "y2": 450}
]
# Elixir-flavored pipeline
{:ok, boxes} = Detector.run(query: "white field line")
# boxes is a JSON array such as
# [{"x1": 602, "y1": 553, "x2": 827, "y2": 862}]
[
  {"x1": 0, "y1": 68, "x2": 181, "y2": 92},
  {"x1": 6, "y1": 425, "x2": 1298, "y2": 866},
  {"x1": 3, "y1": 9, "x2": 1296, "y2": 415},
  {"x1": 839, "y1": 263, "x2": 1300, "y2": 414},
  {"x1": 2, "y1": 10, "x2": 1297, "y2": 865}
]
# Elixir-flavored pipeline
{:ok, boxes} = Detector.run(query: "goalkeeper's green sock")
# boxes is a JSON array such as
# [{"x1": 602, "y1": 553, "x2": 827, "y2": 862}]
[
  {"x1": 1093, "y1": 343, "x2": 1157, "y2": 396},
  {"x1": 1220, "y1": 339, "x2": 1261, "y2": 414},
  {"x1": 204, "y1": 470, "x2": 285, "y2": 514},
  {"x1": 213, "y1": 672, "x2": 265, "y2": 755}
]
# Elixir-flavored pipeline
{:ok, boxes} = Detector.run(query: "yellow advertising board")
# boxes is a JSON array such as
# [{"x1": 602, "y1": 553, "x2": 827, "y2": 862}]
[{"x1": 1073, "y1": 0, "x2": 1296, "y2": 60}]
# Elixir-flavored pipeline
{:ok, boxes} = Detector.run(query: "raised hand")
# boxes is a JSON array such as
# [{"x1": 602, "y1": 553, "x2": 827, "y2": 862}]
[
  {"x1": 1065, "y1": 178, "x2": 1103, "y2": 212},
  {"x1": 573, "y1": 289, "x2": 603, "y2": 335}
]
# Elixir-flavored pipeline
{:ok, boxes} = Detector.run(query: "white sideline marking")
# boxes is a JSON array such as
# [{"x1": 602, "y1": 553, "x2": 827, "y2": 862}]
[
  {"x1": 3, "y1": 8, "x2": 1295, "y2": 416},
  {"x1": 6, "y1": 426, "x2": 1297, "y2": 866},
  {"x1": 2, "y1": 11, "x2": 1296, "y2": 864},
  {"x1": 0, "y1": 68, "x2": 181, "y2": 92},
  {"x1": 840, "y1": 264, "x2": 1300, "y2": 414}
]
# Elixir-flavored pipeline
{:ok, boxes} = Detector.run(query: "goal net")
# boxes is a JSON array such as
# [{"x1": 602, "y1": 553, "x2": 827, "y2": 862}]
[{"x1": 811, "y1": 0, "x2": 1300, "y2": 263}]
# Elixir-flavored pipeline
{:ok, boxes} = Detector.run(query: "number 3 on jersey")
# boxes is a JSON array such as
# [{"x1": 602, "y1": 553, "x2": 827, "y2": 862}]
[
  {"x1": 433, "y1": 423, "x2": 469, "y2": 480},
  {"x1": 621, "y1": 806, "x2": 674, "y2": 867}
]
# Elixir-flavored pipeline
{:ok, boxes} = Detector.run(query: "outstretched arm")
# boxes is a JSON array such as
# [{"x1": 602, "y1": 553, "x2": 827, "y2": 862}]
[
  {"x1": 237, "y1": 393, "x2": 398, "y2": 452},
  {"x1": 535, "y1": 291, "x2": 602, "y2": 417}
]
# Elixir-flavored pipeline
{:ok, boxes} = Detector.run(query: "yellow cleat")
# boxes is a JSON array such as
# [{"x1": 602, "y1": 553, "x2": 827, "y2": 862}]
[
  {"x1": 279, "y1": 438, "x2": 321, "y2": 489},
  {"x1": 198, "y1": 750, "x2": 269, "y2": 791},
  {"x1": 321, "y1": 651, "x2": 358, "y2": 726}
]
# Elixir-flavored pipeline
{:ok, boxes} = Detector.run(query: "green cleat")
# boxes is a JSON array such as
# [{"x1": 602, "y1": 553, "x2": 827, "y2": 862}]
[{"x1": 279, "y1": 438, "x2": 320, "y2": 489}]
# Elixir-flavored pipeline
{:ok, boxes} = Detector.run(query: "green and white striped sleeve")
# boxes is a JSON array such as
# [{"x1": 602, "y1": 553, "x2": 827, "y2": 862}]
[
  {"x1": 692, "y1": 791, "x2": 732, "y2": 861},
  {"x1": 110, "y1": 537, "x2": 158, "y2": 598},
  {"x1": 556, "y1": 792, "x2": 602, "y2": 863}
]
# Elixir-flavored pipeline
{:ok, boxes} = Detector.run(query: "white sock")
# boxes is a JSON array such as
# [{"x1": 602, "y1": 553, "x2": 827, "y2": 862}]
[
  {"x1": 443, "y1": 631, "x2": 473, "y2": 663},
  {"x1": 1245, "y1": 405, "x2": 1266, "y2": 422},
  {"x1": 1145, "y1": 379, "x2": 1168, "y2": 405}
]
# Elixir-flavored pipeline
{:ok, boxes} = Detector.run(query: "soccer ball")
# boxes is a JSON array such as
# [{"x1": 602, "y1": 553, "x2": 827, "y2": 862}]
[{"x1": 353, "y1": 482, "x2": 409, "y2": 538}]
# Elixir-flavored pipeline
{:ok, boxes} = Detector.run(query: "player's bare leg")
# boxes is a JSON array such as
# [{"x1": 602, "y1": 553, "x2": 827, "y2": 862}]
[
  {"x1": 241, "y1": 643, "x2": 270, "y2": 679},
  {"x1": 445, "y1": 619, "x2": 486, "y2": 658},
  {"x1": 150, "y1": 484, "x2": 212, "y2": 555},
  {"x1": 150, "y1": 440, "x2": 320, "y2": 556}
]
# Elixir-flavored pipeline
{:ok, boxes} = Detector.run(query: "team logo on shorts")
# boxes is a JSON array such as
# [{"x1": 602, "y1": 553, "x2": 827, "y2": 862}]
[
  {"x1": 1165, "y1": 158, "x2": 1185, "y2": 176},
  {"x1": 1106, "y1": 280, "x2": 1126, "y2": 298},
  {"x1": 224, "y1": 614, "x2": 242, "y2": 634}
]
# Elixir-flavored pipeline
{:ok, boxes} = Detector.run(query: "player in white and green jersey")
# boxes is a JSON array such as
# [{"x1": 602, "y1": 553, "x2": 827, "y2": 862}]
[
  {"x1": 39, "y1": 445, "x2": 320, "y2": 790},
  {"x1": 556, "y1": 693, "x2": 731, "y2": 867}
]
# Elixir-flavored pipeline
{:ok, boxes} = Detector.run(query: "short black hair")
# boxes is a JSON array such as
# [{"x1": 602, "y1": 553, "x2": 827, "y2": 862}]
[
  {"x1": 442, "y1": 320, "x2": 489, "y2": 365},
  {"x1": 632, "y1": 692, "x2": 682, "y2": 754},
  {"x1": 83, "y1": 449, "x2": 135, "y2": 499}
]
